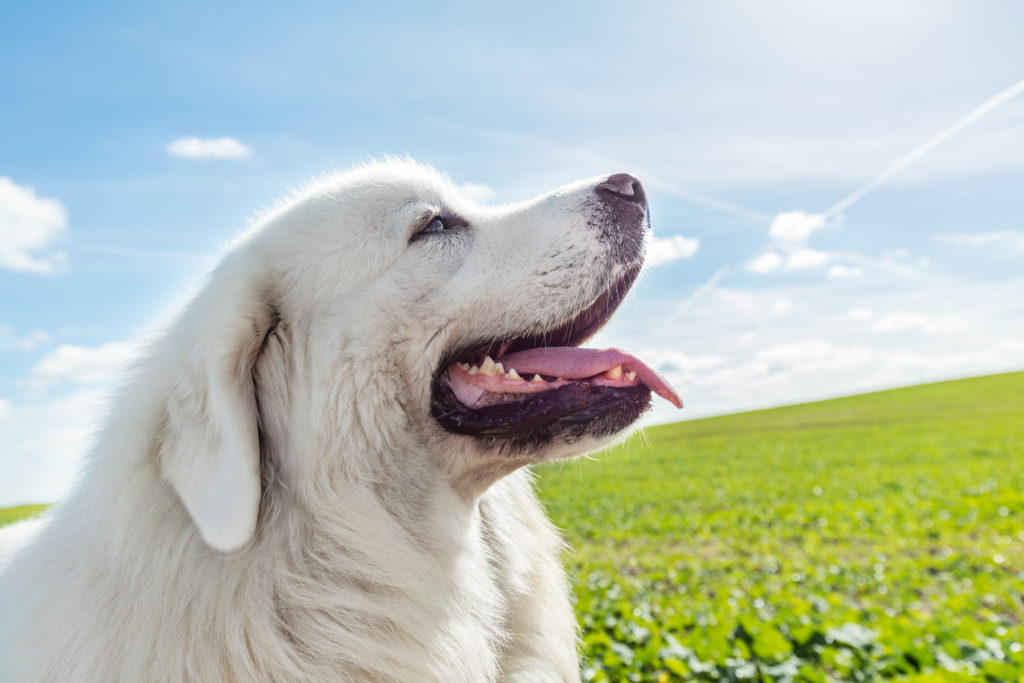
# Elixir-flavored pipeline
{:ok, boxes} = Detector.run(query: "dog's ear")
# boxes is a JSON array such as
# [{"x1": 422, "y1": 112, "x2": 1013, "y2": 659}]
[{"x1": 158, "y1": 262, "x2": 276, "y2": 552}]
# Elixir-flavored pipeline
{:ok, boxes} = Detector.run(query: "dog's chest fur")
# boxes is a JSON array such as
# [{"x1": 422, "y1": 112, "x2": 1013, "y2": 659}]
[
  {"x1": 0, "y1": 468, "x2": 577, "y2": 683},
  {"x1": 268, "y1": 490, "x2": 512, "y2": 681}
]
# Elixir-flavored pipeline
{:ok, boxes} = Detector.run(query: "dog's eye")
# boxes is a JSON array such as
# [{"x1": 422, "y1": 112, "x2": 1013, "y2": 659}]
[
  {"x1": 411, "y1": 210, "x2": 470, "y2": 244},
  {"x1": 411, "y1": 216, "x2": 449, "y2": 243},
  {"x1": 422, "y1": 217, "x2": 447, "y2": 234}
]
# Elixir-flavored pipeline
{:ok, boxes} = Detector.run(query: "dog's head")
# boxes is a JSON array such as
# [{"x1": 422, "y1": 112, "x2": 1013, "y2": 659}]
[{"x1": 155, "y1": 161, "x2": 680, "y2": 551}]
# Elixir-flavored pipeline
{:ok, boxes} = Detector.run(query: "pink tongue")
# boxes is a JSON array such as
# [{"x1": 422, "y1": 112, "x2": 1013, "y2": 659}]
[{"x1": 500, "y1": 347, "x2": 682, "y2": 408}]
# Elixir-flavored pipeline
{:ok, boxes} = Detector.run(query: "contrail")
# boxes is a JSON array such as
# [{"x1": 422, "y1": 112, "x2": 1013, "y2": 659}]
[
  {"x1": 645, "y1": 175, "x2": 773, "y2": 223},
  {"x1": 823, "y1": 77, "x2": 1024, "y2": 219},
  {"x1": 429, "y1": 120, "x2": 775, "y2": 224},
  {"x1": 654, "y1": 264, "x2": 732, "y2": 335},
  {"x1": 679, "y1": 77, "x2": 1024, "y2": 318}
]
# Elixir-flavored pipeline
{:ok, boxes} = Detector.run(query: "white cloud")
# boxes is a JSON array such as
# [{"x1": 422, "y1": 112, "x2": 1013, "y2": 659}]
[
  {"x1": 735, "y1": 331, "x2": 757, "y2": 346},
  {"x1": 746, "y1": 248, "x2": 829, "y2": 274},
  {"x1": 772, "y1": 298, "x2": 793, "y2": 314},
  {"x1": 30, "y1": 342, "x2": 137, "y2": 388},
  {"x1": 647, "y1": 234, "x2": 700, "y2": 267},
  {"x1": 715, "y1": 289, "x2": 760, "y2": 313},
  {"x1": 785, "y1": 248, "x2": 829, "y2": 270},
  {"x1": 600, "y1": 267, "x2": 1024, "y2": 426},
  {"x1": 691, "y1": 338, "x2": 879, "y2": 401},
  {"x1": 769, "y1": 210, "x2": 826, "y2": 242},
  {"x1": 872, "y1": 311, "x2": 931, "y2": 333},
  {"x1": 457, "y1": 181, "x2": 497, "y2": 204},
  {"x1": 0, "y1": 388, "x2": 108, "y2": 505},
  {"x1": 641, "y1": 334, "x2": 1024, "y2": 425},
  {"x1": 935, "y1": 231, "x2": 1024, "y2": 250},
  {"x1": 751, "y1": 339, "x2": 875, "y2": 374},
  {"x1": 166, "y1": 136, "x2": 252, "y2": 160},
  {"x1": 746, "y1": 251, "x2": 784, "y2": 273},
  {"x1": 846, "y1": 307, "x2": 875, "y2": 321},
  {"x1": 0, "y1": 177, "x2": 69, "y2": 274},
  {"x1": 920, "y1": 315, "x2": 967, "y2": 335},
  {"x1": 883, "y1": 248, "x2": 911, "y2": 260},
  {"x1": 643, "y1": 348, "x2": 728, "y2": 376},
  {"x1": 0, "y1": 341, "x2": 135, "y2": 504},
  {"x1": 0, "y1": 327, "x2": 51, "y2": 352},
  {"x1": 0, "y1": 340, "x2": 134, "y2": 505},
  {"x1": 870, "y1": 311, "x2": 965, "y2": 335},
  {"x1": 828, "y1": 264, "x2": 865, "y2": 279}
]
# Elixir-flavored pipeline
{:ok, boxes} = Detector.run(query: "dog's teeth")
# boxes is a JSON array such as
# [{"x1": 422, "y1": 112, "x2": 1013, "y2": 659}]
[
  {"x1": 468, "y1": 365, "x2": 480, "y2": 375},
  {"x1": 554, "y1": 377, "x2": 565, "y2": 383},
  {"x1": 605, "y1": 365, "x2": 623, "y2": 380},
  {"x1": 479, "y1": 356, "x2": 499, "y2": 377},
  {"x1": 457, "y1": 362, "x2": 469, "y2": 371},
  {"x1": 506, "y1": 368, "x2": 522, "y2": 380},
  {"x1": 531, "y1": 374, "x2": 544, "y2": 383},
  {"x1": 626, "y1": 370, "x2": 637, "y2": 382},
  {"x1": 494, "y1": 362, "x2": 505, "y2": 374}
]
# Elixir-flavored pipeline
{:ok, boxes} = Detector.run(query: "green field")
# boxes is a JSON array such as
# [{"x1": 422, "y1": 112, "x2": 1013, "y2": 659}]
[
  {"x1": 0, "y1": 503, "x2": 49, "y2": 528},
  {"x1": 536, "y1": 371, "x2": 1024, "y2": 681},
  {"x1": 2, "y1": 372, "x2": 1022, "y2": 681}
]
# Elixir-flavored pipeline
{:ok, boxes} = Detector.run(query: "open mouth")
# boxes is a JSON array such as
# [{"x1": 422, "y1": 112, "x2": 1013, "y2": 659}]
[{"x1": 431, "y1": 265, "x2": 682, "y2": 440}]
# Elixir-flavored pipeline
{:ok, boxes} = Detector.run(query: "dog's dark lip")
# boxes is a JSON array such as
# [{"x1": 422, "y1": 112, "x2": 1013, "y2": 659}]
[
  {"x1": 429, "y1": 261, "x2": 647, "y2": 439},
  {"x1": 431, "y1": 380, "x2": 651, "y2": 438}
]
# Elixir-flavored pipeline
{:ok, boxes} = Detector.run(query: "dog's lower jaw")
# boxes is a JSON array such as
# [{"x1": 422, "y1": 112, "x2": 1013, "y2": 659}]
[
  {"x1": 441, "y1": 445, "x2": 533, "y2": 502},
  {"x1": 437, "y1": 420, "x2": 637, "y2": 503}
]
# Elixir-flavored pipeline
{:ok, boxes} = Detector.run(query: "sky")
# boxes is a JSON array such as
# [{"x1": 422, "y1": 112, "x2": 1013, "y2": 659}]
[{"x1": 2, "y1": 1, "x2": 1024, "y2": 505}]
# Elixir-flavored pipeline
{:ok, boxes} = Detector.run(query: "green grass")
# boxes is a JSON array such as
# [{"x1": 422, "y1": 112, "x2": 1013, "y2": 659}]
[
  {"x1": 0, "y1": 503, "x2": 49, "y2": 528},
  {"x1": 536, "y1": 371, "x2": 1024, "y2": 681},
  {"x1": 3, "y1": 373, "x2": 1022, "y2": 680}
]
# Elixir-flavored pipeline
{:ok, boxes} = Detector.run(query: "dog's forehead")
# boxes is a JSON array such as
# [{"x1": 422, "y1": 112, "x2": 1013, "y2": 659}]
[
  {"x1": 311, "y1": 166, "x2": 467, "y2": 227},
  {"x1": 325, "y1": 163, "x2": 452, "y2": 203}
]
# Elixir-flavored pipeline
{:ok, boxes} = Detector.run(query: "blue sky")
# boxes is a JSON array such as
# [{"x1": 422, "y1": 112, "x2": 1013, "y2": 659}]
[{"x1": 2, "y1": 1, "x2": 1024, "y2": 505}]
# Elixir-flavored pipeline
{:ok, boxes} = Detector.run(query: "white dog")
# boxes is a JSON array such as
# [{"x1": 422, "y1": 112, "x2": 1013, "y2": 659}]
[{"x1": 0, "y1": 161, "x2": 680, "y2": 682}]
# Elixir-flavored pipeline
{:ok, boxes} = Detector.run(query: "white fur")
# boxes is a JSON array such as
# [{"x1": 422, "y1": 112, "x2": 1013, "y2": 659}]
[
  {"x1": 0, "y1": 519, "x2": 44, "y2": 561},
  {"x1": 0, "y1": 161, "x2": 644, "y2": 682}
]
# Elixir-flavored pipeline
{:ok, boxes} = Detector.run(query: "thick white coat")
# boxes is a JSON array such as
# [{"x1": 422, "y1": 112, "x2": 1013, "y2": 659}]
[{"x1": 0, "y1": 161, "x2": 645, "y2": 682}]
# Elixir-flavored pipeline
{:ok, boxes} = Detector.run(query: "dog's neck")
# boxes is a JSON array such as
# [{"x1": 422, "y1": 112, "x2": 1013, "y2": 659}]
[{"x1": 250, "y1": 442, "x2": 508, "y2": 680}]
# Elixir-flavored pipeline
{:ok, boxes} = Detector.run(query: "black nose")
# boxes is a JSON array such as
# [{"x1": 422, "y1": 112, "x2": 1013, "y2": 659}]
[{"x1": 596, "y1": 173, "x2": 647, "y2": 208}]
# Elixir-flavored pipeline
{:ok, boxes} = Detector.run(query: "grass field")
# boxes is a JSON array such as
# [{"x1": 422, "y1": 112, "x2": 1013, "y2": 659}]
[
  {"x1": 536, "y1": 371, "x2": 1024, "y2": 681},
  {"x1": 2, "y1": 372, "x2": 1022, "y2": 681},
  {"x1": 0, "y1": 503, "x2": 49, "y2": 528}
]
